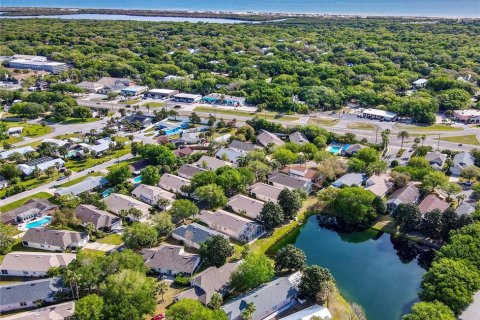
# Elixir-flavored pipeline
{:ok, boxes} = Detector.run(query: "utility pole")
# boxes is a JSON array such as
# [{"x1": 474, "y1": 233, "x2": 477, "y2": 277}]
[
  {"x1": 375, "y1": 126, "x2": 379, "y2": 145},
  {"x1": 437, "y1": 133, "x2": 440, "y2": 151}
]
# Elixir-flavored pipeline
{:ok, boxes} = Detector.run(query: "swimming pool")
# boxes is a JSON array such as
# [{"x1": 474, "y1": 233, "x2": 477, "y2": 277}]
[
  {"x1": 102, "y1": 187, "x2": 114, "y2": 198},
  {"x1": 326, "y1": 143, "x2": 349, "y2": 154},
  {"x1": 25, "y1": 216, "x2": 52, "y2": 229},
  {"x1": 132, "y1": 176, "x2": 142, "y2": 183}
]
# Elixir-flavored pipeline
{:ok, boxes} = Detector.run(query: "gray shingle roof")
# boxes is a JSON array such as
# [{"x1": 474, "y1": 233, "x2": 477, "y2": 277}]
[
  {"x1": 196, "y1": 156, "x2": 233, "y2": 170},
  {"x1": 227, "y1": 194, "x2": 265, "y2": 220},
  {"x1": 222, "y1": 272, "x2": 300, "y2": 320},
  {"x1": 1, "y1": 302, "x2": 75, "y2": 320},
  {"x1": 172, "y1": 223, "x2": 227, "y2": 247},
  {"x1": 1, "y1": 199, "x2": 57, "y2": 224},
  {"x1": 289, "y1": 131, "x2": 309, "y2": 144},
  {"x1": 177, "y1": 164, "x2": 205, "y2": 179},
  {"x1": 387, "y1": 182, "x2": 420, "y2": 206},
  {"x1": 55, "y1": 176, "x2": 108, "y2": 196},
  {"x1": 332, "y1": 173, "x2": 364, "y2": 187},
  {"x1": 22, "y1": 228, "x2": 87, "y2": 248},
  {"x1": 229, "y1": 140, "x2": 259, "y2": 153},
  {"x1": 249, "y1": 182, "x2": 282, "y2": 202},
  {"x1": 0, "y1": 252, "x2": 76, "y2": 274},
  {"x1": 215, "y1": 147, "x2": 243, "y2": 163},
  {"x1": 0, "y1": 277, "x2": 63, "y2": 306},
  {"x1": 268, "y1": 173, "x2": 309, "y2": 189},
  {"x1": 256, "y1": 130, "x2": 285, "y2": 148},
  {"x1": 456, "y1": 202, "x2": 476, "y2": 216},
  {"x1": 141, "y1": 245, "x2": 200, "y2": 274},
  {"x1": 75, "y1": 204, "x2": 121, "y2": 230}
]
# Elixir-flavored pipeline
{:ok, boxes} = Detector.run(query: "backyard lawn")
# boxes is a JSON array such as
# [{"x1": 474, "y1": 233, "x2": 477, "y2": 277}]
[
  {"x1": 65, "y1": 147, "x2": 130, "y2": 172},
  {"x1": 439, "y1": 134, "x2": 480, "y2": 146},
  {"x1": 97, "y1": 234, "x2": 123, "y2": 245}
]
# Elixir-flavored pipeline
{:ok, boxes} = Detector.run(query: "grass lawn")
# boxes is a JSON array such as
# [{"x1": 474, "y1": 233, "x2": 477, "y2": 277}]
[
  {"x1": 65, "y1": 147, "x2": 130, "y2": 172},
  {"x1": 0, "y1": 172, "x2": 60, "y2": 198},
  {"x1": 81, "y1": 248, "x2": 106, "y2": 257},
  {"x1": 0, "y1": 192, "x2": 53, "y2": 213},
  {"x1": 394, "y1": 123, "x2": 462, "y2": 131},
  {"x1": 2, "y1": 122, "x2": 53, "y2": 143},
  {"x1": 97, "y1": 234, "x2": 123, "y2": 245},
  {"x1": 119, "y1": 99, "x2": 141, "y2": 105},
  {"x1": 144, "y1": 102, "x2": 166, "y2": 108},
  {"x1": 346, "y1": 122, "x2": 378, "y2": 130},
  {"x1": 307, "y1": 117, "x2": 340, "y2": 127},
  {"x1": 144, "y1": 127, "x2": 156, "y2": 133},
  {"x1": 439, "y1": 134, "x2": 480, "y2": 146},
  {"x1": 194, "y1": 106, "x2": 299, "y2": 121},
  {"x1": 251, "y1": 196, "x2": 317, "y2": 256},
  {"x1": 57, "y1": 172, "x2": 103, "y2": 188},
  {"x1": 151, "y1": 282, "x2": 184, "y2": 316},
  {"x1": 60, "y1": 117, "x2": 100, "y2": 124}
]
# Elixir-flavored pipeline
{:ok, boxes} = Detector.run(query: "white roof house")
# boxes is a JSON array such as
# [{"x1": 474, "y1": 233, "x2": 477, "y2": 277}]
[
  {"x1": 280, "y1": 304, "x2": 332, "y2": 320},
  {"x1": 0, "y1": 146, "x2": 35, "y2": 159},
  {"x1": 17, "y1": 158, "x2": 65, "y2": 176}
]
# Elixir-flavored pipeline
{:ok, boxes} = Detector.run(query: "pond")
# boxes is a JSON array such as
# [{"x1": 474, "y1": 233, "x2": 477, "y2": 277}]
[{"x1": 293, "y1": 215, "x2": 428, "y2": 320}]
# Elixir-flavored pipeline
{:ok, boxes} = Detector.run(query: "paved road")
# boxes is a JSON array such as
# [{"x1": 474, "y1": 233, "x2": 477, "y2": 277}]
[{"x1": 0, "y1": 153, "x2": 133, "y2": 208}]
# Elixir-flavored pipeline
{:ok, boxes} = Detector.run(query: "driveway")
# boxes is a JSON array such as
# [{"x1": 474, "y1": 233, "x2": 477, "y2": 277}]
[{"x1": 83, "y1": 242, "x2": 119, "y2": 252}]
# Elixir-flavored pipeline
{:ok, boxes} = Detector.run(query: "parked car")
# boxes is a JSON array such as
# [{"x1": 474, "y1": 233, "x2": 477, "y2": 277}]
[
  {"x1": 57, "y1": 176, "x2": 67, "y2": 181},
  {"x1": 151, "y1": 314, "x2": 165, "y2": 320}
]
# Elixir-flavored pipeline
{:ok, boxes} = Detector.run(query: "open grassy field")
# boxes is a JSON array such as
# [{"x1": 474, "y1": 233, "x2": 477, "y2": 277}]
[
  {"x1": 394, "y1": 123, "x2": 462, "y2": 131},
  {"x1": 307, "y1": 117, "x2": 340, "y2": 127},
  {"x1": 346, "y1": 122, "x2": 378, "y2": 130},
  {"x1": 194, "y1": 106, "x2": 300, "y2": 121},
  {"x1": 144, "y1": 102, "x2": 166, "y2": 108},
  {"x1": 0, "y1": 192, "x2": 53, "y2": 213},
  {"x1": 439, "y1": 134, "x2": 480, "y2": 146},
  {"x1": 2, "y1": 122, "x2": 53, "y2": 144}
]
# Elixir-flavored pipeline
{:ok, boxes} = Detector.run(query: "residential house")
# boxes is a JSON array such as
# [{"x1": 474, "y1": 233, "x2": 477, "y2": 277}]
[
  {"x1": 174, "y1": 147, "x2": 196, "y2": 158},
  {"x1": 0, "y1": 252, "x2": 76, "y2": 277},
  {"x1": 0, "y1": 175, "x2": 7, "y2": 189},
  {"x1": 155, "y1": 119, "x2": 189, "y2": 136},
  {"x1": 1, "y1": 301, "x2": 75, "y2": 320},
  {"x1": 451, "y1": 152, "x2": 475, "y2": 176},
  {"x1": 332, "y1": 173, "x2": 364, "y2": 188},
  {"x1": 222, "y1": 272, "x2": 301, "y2": 320},
  {"x1": 281, "y1": 166, "x2": 319, "y2": 183},
  {"x1": 131, "y1": 184, "x2": 175, "y2": 209},
  {"x1": 22, "y1": 228, "x2": 89, "y2": 252},
  {"x1": 196, "y1": 155, "x2": 233, "y2": 170},
  {"x1": 179, "y1": 132, "x2": 201, "y2": 144},
  {"x1": 280, "y1": 304, "x2": 332, "y2": 320},
  {"x1": 197, "y1": 209, "x2": 265, "y2": 243},
  {"x1": 228, "y1": 140, "x2": 259, "y2": 154},
  {"x1": 0, "y1": 278, "x2": 64, "y2": 313},
  {"x1": 141, "y1": 245, "x2": 200, "y2": 276},
  {"x1": 159, "y1": 173, "x2": 190, "y2": 196},
  {"x1": 342, "y1": 144, "x2": 364, "y2": 156},
  {"x1": 215, "y1": 147, "x2": 244, "y2": 164},
  {"x1": 364, "y1": 173, "x2": 393, "y2": 197},
  {"x1": 289, "y1": 131, "x2": 309, "y2": 145},
  {"x1": 176, "y1": 261, "x2": 241, "y2": 305},
  {"x1": 172, "y1": 223, "x2": 228, "y2": 249},
  {"x1": 256, "y1": 130, "x2": 285, "y2": 148},
  {"x1": 268, "y1": 173, "x2": 312, "y2": 194},
  {"x1": 425, "y1": 151, "x2": 447, "y2": 170},
  {"x1": 104, "y1": 193, "x2": 152, "y2": 222},
  {"x1": 177, "y1": 164, "x2": 205, "y2": 179},
  {"x1": 387, "y1": 183, "x2": 420, "y2": 213},
  {"x1": 129, "y1": 159, "x2": 151, "y2": 175},
  {"x1": 0, "y1": 146, "x2": 35, "y2": 159},
  {"x1": 55, "y1": 176, "x2": 108, "y2": 197},
  {"x1": 1, "y1": 199, "x2": 57, "y2": 225},
  {"x1": 249, "y1": 182, "x2": 282, "y2": 203},
  {"x1": 418, "y1": 194, "x2": 450, "y2": 215},
  {"x1": 456, "y1": 202, "x2": 476, "y2": 217},
  {"x1": 124, "y1": 115, "x2": 152, "y2": 129},
  {"x1": 75, "y1": 204, "x2": 122, "y2": 231},
  {"x1": 17, "y1": 157, "x2": 65, "y2": 176},
  {"x1": 227, "y1": 194, "x2": 265, "y2": 220},
  {"x1": 412, "y1": 78, "x2": 428, "y2": 88}
]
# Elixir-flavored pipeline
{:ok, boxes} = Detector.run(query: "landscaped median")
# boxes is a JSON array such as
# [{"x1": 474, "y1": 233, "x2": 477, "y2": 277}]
[{"x1": 193, "y1": 106, "x2": 300, "y2": 121}]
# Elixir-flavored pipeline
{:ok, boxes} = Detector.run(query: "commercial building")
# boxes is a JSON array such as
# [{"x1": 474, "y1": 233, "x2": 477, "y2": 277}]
[
  {"x1": 8, "y1": 58, "x2": 68, "y2": 74},
  {"x1": 120, "y1": 86, "x2": 148, "y2": 96},
  {"x1": 360, "y1": 108, "x2": 397, "y2": 121},
  {"x1": 173, "y1": 93, "x2": 202, "y2": 103},
  {"x1": 144, "y1": 88, "x2": 179, "y2": 99},
  {"x1": 453, "y1": 110, "x2": 480, "y2": 123},
  {"x1": 202, "y1": 93, "x2": 245, "y2": 107}
]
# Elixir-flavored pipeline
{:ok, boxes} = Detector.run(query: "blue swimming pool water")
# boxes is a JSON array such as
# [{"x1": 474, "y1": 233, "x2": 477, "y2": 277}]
[
  {"x1": 328, "y1": 146, "x2": 342, "y2": 154},
  {"x1": 133, "y1": 176, "x2": 142, "y2": 183},
  {"x1": 26, "y1": 216, "x2": 52, "y2": 229},
  {"x1": 102, "y1": 187, "x2": 114, "y2": 198}
]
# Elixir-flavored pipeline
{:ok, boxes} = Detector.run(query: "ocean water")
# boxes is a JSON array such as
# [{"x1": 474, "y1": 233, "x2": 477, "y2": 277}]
[{"x1": 1, "y1": 0, "x2": 480, "y2": 18}]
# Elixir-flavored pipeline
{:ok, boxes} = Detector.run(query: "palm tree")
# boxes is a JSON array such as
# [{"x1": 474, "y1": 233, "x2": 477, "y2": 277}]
[
  {"x1": 381, "y1": 129, "x2": 390, "y2": 152},
  {"x1": 241, "y1": 302, "x2": 256, "y2": 320},
  {"x1": 397, "y1": 130, "x2": 409, "y2": 150},
  {"x1": 421, "y1": 134, "x2": 426, "y2": 146},
  {"x1": 64, "y1": 169, "x2": 72, "y2": 182},
  {"x1": 146, "y1": 104, "x2": 151, "y2": 115},
  {"x1": 157, "y1": 281, "x2": 168, "y2": 302}
]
